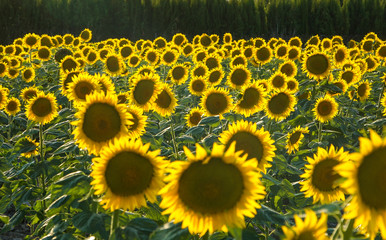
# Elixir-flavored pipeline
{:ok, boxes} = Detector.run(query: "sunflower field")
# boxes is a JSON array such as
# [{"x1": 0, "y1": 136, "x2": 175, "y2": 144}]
[{"x1": 1, "y1": 29, "x2": 386, "y2": 240}]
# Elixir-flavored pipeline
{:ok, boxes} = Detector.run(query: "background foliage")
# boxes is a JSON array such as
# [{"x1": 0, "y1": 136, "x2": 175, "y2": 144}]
[{"x1": 1, "y1": 0, "x2": 386, "y2": 44}]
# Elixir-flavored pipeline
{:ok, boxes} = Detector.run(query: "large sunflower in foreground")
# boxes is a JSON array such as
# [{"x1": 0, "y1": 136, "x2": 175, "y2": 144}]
[
  {"x1": 159, "y1": 142, "x2": 266, "y2": 236},
  {"x1": 200, "y1": 87, "x2": 232, "y2": 118},
  {"x1": 286, "y1": 126, "x2": 309, "y2": 154},
  {"x1": 72, "y1": 91, "x2": 132, "y2": 155},
  {"x1": 336, "y1": 130, "x2": 386, "y2": 239},
  {"x1": 300, "y1": 145, "x2": 348, "y2": 204},
  {"x1": 302, "y1": 51, "x2": 331, "y2": 80},
  {"x1": 91, "y1": 137, "x2": 166, "y2": 211},
  {"x1": 265, "y1": 90, "x2": 296, "y2": 121},
  {"x1": 218, "y1": 120, "x2": 276, "y2": 173},
  {"x1": 26, "y1": 92, "x2": 58, "y2": 125},
  {"x1": 282, "y1": 209, "x2": 328, "y2": 240},
  {"x1": 313, "y1": 95, "x2": 338, "y2": 123}
]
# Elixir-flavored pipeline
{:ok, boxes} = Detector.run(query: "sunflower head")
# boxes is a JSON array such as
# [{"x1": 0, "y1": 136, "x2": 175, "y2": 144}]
[
  {"x1": 66, "y1": 71, "x2": 101, "y2": 105},
  {"x1": 254, "y1": 45, "x2": 272, "y2": 65},
  {"x1": 302, "y1": 51, "x2": 331, "y2": 80},
  {"x1": 79, "y1": 28, "x2": 92, "y2": 42},
  {"x1": 189, "y1": 76, "x2": 207, "y2": 96},
  {"x1": 4, "y1": 97, "x2": 21, "y2": 116},
  {"x1": 26, "y1": 92, "x2": 58, "y2": 125},
  {"x1": 72, "y1": 91, "x2": 132, "y2": 155},
  {"x1": 159, "y1": 142, "x2": 266, "y2": 236},
  {"x1": 279, "y1": 60, "x2": 297, "y2": 78},
  {"x1": 91, "y1": 137, "x2": 166, "y2": 211},
  {"x1": 21, "y1": 67, "x2": 35, "y2": 82},
  {"x1": 227, "y1": 65, "x2": 251, "y2": 89},
  {"x1": 286, "y1": 126, "x2": 309, "y2": 154},
  {"x1": 356, "y1": 80, "x2": 372, "y2": 102},
  {"x1": 235, "y1": 81, "x2": 267, "y2": 117},
  {"x1": 185, "y1": 107, "x2": 204, "y2": 127},
  {"x1": 169, "y1": 63, "x2": 189, "y2": 85},
  {"x1": 265, "y1": 90, "x2": 296, "y2": 121},
  {"x1": 207, "y1": 67, "x2": 224, "y2": 86},
  {"x1": 313, "y1": 95, "x2": 338, "y2": 123},
  {"x1": 126, "y1": 105, "x2": 147, "y2": 138},
  {"x1": 129, "y1": 72, "x2": 161, "y2": 112},
  {"x1": 200, "y1": 87, "x2": 232, "y2": 118},
  {"x1": 153, "y1": 83, "x2": 177, "y2": 117}
]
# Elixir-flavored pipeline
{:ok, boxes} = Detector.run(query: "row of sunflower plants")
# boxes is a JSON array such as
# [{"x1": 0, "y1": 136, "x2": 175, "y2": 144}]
[{"x1": 0, "y1": 29, "x2": 386, "y2": 239}]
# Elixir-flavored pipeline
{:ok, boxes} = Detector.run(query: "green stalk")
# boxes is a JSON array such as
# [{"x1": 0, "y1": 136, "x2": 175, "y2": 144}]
[
  {"x1": 170, "y1": 118, "x2": 179, "y2": 160},
  {"x1": 109, "y1": 210, "x2": 120, "y2": 239},
  {"x1": 343, "y1": 219, "x2": 355, "y2": 240},
  {"x1": 318, "y1": 121, "x2": 323, "y2": 142},
  {"x1": 39, "y1": 123, "x2": 46, "y2": 209},
  {"x1": 377, "y1": 83, "x2": 385, "y2": 109},
  {"x1": 7, "y1": 115, "x2": 13, "y2": 140}
]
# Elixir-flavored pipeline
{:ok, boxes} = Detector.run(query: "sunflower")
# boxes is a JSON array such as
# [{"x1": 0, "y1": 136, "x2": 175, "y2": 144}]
[
  {"x1": 159, "y1": 142, "x2": 266, "y2": 236},
  {"x1": 182, "y1": 43, "x2": 194, "y2": 57},
  {"x1": 129, "y1": 72, "x2": 161, "y2": 112},
  {"x1": 281, "y1": 209, "x2": 328, "y2": 240},
  {"x1": 63, "y1": 34, "x2": 74, "y2": 46},
  {"x1": 269, "y1": 72, "x2": 288, "y2": 91},
  {"x1": 356, "y1": 80, "x2": 372, "y2": 102},
  {"x1": 253, "y1": 45, "x2": 272, "y2": 65},
  {"x1": 21, "y1": 67, "x2": 35, "y2": 82},
  {"x1": 127, "y1": 54, "x2": 141, "y2": 68},
  {"x1": 200, "y1": 87, "x2": 232, "y2": 118},
  {"x1": 161, "y1": 48, "x2": 179, "y2": 66},
  {"x1": 286, "y1": 126, "x2": 309, "y2": 154},
  {"x1": 306, "y1": 35, "x2": 320, "y2": 47},
  {"x1": 91, "y1": 137, "x2": 166, "y2": 211},
  {"x1": 60, "y1": 70, "x2": 81, "y2": 95},
  {"x1": 303, "y1": 51, "x2": 331, "y2": 80},
  {"x1": 333, "y1": 46, "x2": 348, "y2": 67},
  {"x1": 227, "y1": 65, "x2": 251, "y2": 89},
  {"x1": 223, "y1": 33, "x2": 233, "y2": 44},
  {"x1": 335, "y1": 130, "x2": 386, "y2": 239},
  {"x1": 79, "y1": 28, "x2": 92, "y2": 42},
  {"x1": 20, "y1": 136, "x2": 39, "y2": 158},
  {"x1": 144, "y1": 49, "x2": 159, "y2": 65},
  {"x1": 230, "y1": 55, "x2": 248, "y2": 68},
  {"x1": 72, "y1": 91, "x2": 132, "y2": 155},
  {"x1": 219, "y1": 120, "x2": 276, "y2": 173},
  {"x1": 126, "y1": 105, "x2": 147, "y2": 138},
  {"x1": 185, "y1": 107, "x2": 204, "y2": 128},
  {"x1": 23, "y1": 33, "x2": 40, "y2": 49},
  {"x1": 37, "y1": 46, "x2": 51, "y2": 61},
  {"x1": 95, "y1": 73, "x2": 115, "y2": 96},
  {"x1": 320, "y1": 38, "x2": 332, "y2": 51},
  {"x1": 204, "y1": 55, "x2": 221, "y2": 71},
  {"x1": 313, "y1": 95, "x2": 338, "y2": 123},
  {"x1": 66, "y1": 72, "x2": 101, "y2": 105},
  {"x1": 188, "y1": 77, "x2": 206, "y2": 96},
  {"x1": 191, "y1": 63, "x2": 208, "y2": 78},
  {"x1": 338, "y1": 67, "x2": 360, "y2": 87},
  {"x1": 265, "y1": 90, "x2": 296, "y2": 121},
  {"x1": 364, "y1": 55, "x2": 379, "y2": 72},
  {"x1": 0, "y1": 62, "x2": 7, "y2": 78},
  {"x1": 327, "y1": 79, "x2": 347, "y2": 96},
  {"x1": 4, "y1": 45, "x2": 15, "y2": 55},
  {"x1": 7, "y1": 68, "x2": 19, "y2": 79},
  {"x1": 376, "y1": 43, "x2": 386, "y2": 60},
  {"x1": 26, "y1": 92, "x2": 58, "y2": 125},
  {"x1": 4, "y1": 97, "x2": 21, "y2": 116},
  {"x1": 60, "y1": 55, "x2": 79, "y2": 73},
  {"x1": 300, "y1": 145, "x2": 348, "y2": 204},
  {"x1": 0, "y1": 86, "x2": 9, "y2": 110},
  {"x1": 116, "y1": 92, "x2": 129, "y2": 104},
  {"x1": 103, "y1": 53, "x2": 123, "y2": 76},
  {"x1": 275, "y1": 44, "x2": 288, "y2": 59},
  {"x1": 21, "y1": 86, "x2": 41, "y2": 102},
  {"x1": 85, "y1": 49, "x2": 98, "y2": 65},
  {"x1": 286, "y1": 78, "x2": 299, "y2": 94},
  {"x1": 234, "y1": 82, "x2": 266, "y2": 117},
  {"x1": 172, "y1": 33, "x2": 187, "y2": 47},
  {"x1": 169, "y1": 63, "x2": 189, "y2": 85},
  {"x1": 153, "y1": 83, "x2": 177, "y2": 117},
  {"x1": 279, "y1": 60, "x2": 297, "y2": 78},
  {"x1": 206, "y1": 67, "x2": 224, "y2": 86}
]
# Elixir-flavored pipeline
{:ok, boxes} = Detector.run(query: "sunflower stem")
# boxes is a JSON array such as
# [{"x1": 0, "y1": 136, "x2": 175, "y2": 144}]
[
  {"x1": 39, "y1": 123, "x2": 47, "y2": 209},
  {"x1": 377, "y1": 83, "x2": 385, "y2": 109},
  {"x1": 342, "y1": 218, "x2": 355, "y2": 240},
  {"x1": 170, "y1": 118, "x2": 179, "y2": 160},
  {"x1": 7, "y1": 115, "x2": 13, "y2": 140},
  {"x1": 109, "y1": 210, "x2": 120, "y2": 239},
  {"x1": 317, "y1": 121, "x2": 323, "y2": 142}
]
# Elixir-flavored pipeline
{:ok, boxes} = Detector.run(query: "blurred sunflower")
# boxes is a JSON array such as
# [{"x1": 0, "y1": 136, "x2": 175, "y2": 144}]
[
  {"x1": 313, "y1": 95, "x2": 338, "y2": 123},
  {"x1": 327, "y1": 79, "x2": 347, "y2": 97},
  {"x1": 91, "y1": 137, "x2": 166, "y2": 211},
  {"x1": 189, "y1": 77, "x2": 207, "y2": 96},
  {"x1": 302, "y1": 51, "x2": 331, "y2": 80},
  {"x1": 265, "y1": 90, "x2": 296, "y2": 121},
  {"x1": 60, "y1": 70, "x2": 81, "y2": 95},
  {"x1": 144, "y1": 49, "x2": 160, "y2": 65},
  {"x1": 169, "y1": 63, "x2": 189, "y2": 85},
  {"x1": 26, "y1": 92, "x2": 58, "y2": 125},
  {"x1": 207, "y1": 67, "x2": 224, "y2": 86},
  {"x1": 275, "y1": 44, "x2": 288, "y2": 59},
  {"x1": 4, "y1": 97, "x2": 21, "y2": 116},
  {"x1": 0, "y1": 62, "x2": 7, "y2": 78},
  {"x1": 20, "y1": 136, "x2": 39, "y2": 158},
  {"x1": 66, "y1": 72, "x2": 101, "y2": 105},
  {"x1": 104, "y1": 53, "x2": 123, "y2": 76},
  {"x1": 95, "y1": 73, "x2": 115, "y2": 96},
  {"x1": 336, "y1": 130, "x2": 386, "y2": 239},
  {"x1": 223, "y1": 32, "x2": 233, "y2": 44},
  {"x1": 21, "y1": 67, "x2": 35, "y2": 82},
  {"x1": 191, "y1": 63, "x2": 208, "y2": 78},
  {"x1": 37, "y1": 46, "x2": 51, "y2": 61},
  {"x1": 287, "y1": 46, "x2": 301, "y2": 61},
  {"x1": 364, "y1": 55, "x2": 379, "y2": 72},
  {"x1": 129, "y1": 72, "x2": 161, "y2": 112},
  {"x1": 200, "y1": 87, "x2": 232, "y2": 118},
  {"x1": 161, "y1": 48, "x2": 179, "y2": 66},
  {"x1": 72, "y1": 91, "x2": 132, "y2": 155},
  {"x1": 127, "y1": 54, "x2": 141, "y2": 68},
  {"x1": 23, "y1": 33, "x2": 40, "y2": 49},
  {"x1": 269, "y1": 72, "x2": 288, "y2": 91},
  {"x1": 288, "y1": 36, "x2": 302, "y2": 47},
  {"x1": 185, "y1": 107, "x2": 204, "y2": 128},
  {"x1": 230, "y1": 55, "x2": 248, "y2": 68},
  {"x1": 286, "y1": 126, "x2": 309, "y2": 154},
  {"x1": 376, "y1": 43, "x2": 386, "y2": 60},
  {"x1": 235, "y1": 81, "x2": 267, "y2": 117},
  {"x1": 282, "y1": 209, "x2": 328, "y2": 240},
  {"x1": 356, "y1": 80, "x2": 372, "y2": 102},
  {"x1": 253, "y1": 45, "x2": 272, "y2": 65},
  {"x1": 126, "y1": 105, "x2": 147, "y2": 138},
  {"x1": 219, "y1": 120, "x2": 276, "y2": 173},
  {"x1": 21, "y1": 86, "x2": 40, "y2": 102},
  {"x1": 338, "y1": 67, "x2": 360, "y2": 86},
  {"x1": 182, "y1": 43, "x2": 194, "y2": 57},
  {"x1": 153, "y1": 83, "x2": 177, "y2": 117},
  {"x1": 204, "y1": 54, "x2": 221, "y2": 71},
  {"x1": 117, "y1": 92, "x2": 129, "y2": 104},
  {"x1": 227, "y1": 65, "x2": 251, "y2": 89},
  {"x1": 286, "y1": 78, "x2": 299, "y2": 94},
  {"x1": 300, "y1": 145, "x2": 348, "y2": 204},
  {"x1": 279, "y1": 60, "x2": 297, "y2": 78},
  {"x1": 60, "y1": 55, "x2": 79, "y2": 73},
  {"x1": 333, "y1": 46, "x2": 348, "y2": 67},
  {"x1": 79, "y1": 28, "x2": 92, "y2": 42},
  {"x1": 159, "y1": 142, "x2": 266, "y2": 236}
]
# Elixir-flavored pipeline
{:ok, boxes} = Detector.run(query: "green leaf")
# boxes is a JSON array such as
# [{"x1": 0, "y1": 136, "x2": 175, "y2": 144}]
[
  {"x1": 228, "y1": 227, "x2": 242, "y2": 240},
  {"x1": 52, "y1": 140, "x2": 78, "y2": 155},
  {"x1": 72, "y1": 211, "x2": 107, "y2": 237},
  {"x1": 0, "y1": 214, "x2": 9, "y2": 224},
  {"x1": 150, "y1": 222, "x2": 190, "y2": 240},
  {"x1": 254, "y1": 205, "x2": 286, "y2": 226},
  {"x1": 200, "y1": 116, "x2": 220, "y2": 126},
  {"x1": 47, "y1": 195, "x2": 71, "y2": 211}
]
